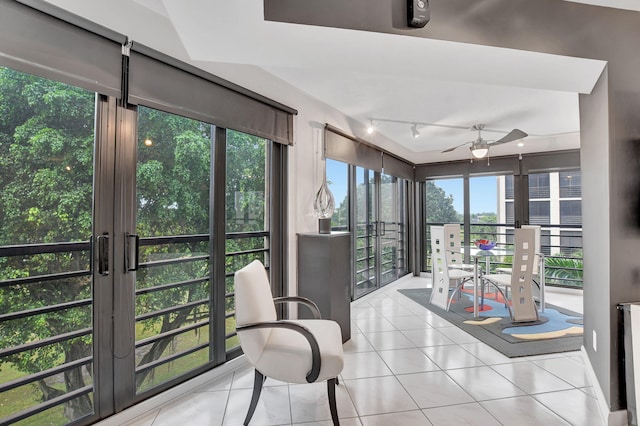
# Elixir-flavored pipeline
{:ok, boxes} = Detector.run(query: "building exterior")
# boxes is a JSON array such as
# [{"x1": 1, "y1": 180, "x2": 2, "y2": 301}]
[{"x1": 499, "y1": 171, "x2": 583, "y2": 258}]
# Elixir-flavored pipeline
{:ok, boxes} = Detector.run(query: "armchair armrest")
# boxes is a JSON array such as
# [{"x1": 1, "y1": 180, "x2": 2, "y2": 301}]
[
  {"x1": 236, "y1": 320, "x2": 321, "y2": 383},
  {"x1": 273, "y1": 296, "x2": 321, "y2": 319}
]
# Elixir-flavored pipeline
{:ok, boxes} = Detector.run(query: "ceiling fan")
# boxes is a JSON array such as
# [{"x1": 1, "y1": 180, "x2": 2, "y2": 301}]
[{"x1": 442, "y1": 124, "x2": 528, "y2": 163}]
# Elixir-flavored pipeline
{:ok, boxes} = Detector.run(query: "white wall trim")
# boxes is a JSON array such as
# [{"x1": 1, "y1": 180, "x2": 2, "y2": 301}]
[
  {"x1": 96, "y1": 356, "x2": 249, "y2": 425},
  {"x1": 582, "y1": 346, "x2": 628, "y2": 426}
]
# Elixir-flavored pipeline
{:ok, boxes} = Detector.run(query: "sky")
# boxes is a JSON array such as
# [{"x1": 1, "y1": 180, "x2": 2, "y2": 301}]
[
  {"x1": 437, "y1": 176, "x2": 498, "y2": 215},
  {"x1": 326, "y1": 159, "x2": 498, "y2": 215},
  {"x1": 326, "y1": 159, "x2": 349, "y2": 207}
]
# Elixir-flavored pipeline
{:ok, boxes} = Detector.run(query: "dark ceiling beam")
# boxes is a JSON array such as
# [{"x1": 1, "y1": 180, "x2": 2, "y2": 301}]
[{"x1": 264, "y1": 0, "x2": 639, "y2": 61}]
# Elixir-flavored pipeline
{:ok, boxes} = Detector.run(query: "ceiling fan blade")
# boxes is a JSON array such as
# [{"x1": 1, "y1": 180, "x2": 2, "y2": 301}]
[
  {"x1": 442, "y1": 141, "x2": 471, "y2": 153},
  {"x1": 490, "y1": 129, "x2": 528, "y2": 146}
]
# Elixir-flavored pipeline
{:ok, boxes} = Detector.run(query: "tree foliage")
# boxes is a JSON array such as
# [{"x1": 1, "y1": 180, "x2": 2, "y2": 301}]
[{"x1": 425, "y1": 181, "x2": 460, "y2": 223}]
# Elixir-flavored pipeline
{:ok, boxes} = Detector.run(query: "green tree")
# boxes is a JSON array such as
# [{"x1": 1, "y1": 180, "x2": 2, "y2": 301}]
[
  {"x1": 471, "y1": 212, "x2": 498, "y2": 240},
  {"x1": 425, "y1": 181, "x2": 460, "y2": 223}
]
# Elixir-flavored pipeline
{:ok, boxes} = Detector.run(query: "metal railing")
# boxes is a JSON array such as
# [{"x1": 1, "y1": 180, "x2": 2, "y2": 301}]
[
  {"x1": 0, "y1": 229, "x2": 270, "y2": 425},
  {"x1": 0, "y1": 240, "x2": 93, "y2": 425}
]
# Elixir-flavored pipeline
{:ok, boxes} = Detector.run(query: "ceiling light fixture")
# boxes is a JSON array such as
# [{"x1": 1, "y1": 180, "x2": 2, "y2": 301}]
[{"x1": 411, "y1": 123, "x2": 420, "y2": 139}]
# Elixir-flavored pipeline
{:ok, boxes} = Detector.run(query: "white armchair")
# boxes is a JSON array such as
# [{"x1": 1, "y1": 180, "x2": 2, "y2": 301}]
[{"x1": 235, "y1": 260, "x2": 345, "y2": 425}]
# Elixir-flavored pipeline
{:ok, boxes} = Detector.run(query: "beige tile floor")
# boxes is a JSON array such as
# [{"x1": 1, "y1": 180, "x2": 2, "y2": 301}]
[{"x1": 110, "y1": 275, "x2": 601, "y2": 426}]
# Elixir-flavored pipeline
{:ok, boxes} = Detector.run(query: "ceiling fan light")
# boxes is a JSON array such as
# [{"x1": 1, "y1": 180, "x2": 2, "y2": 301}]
[{"x1": 471, "y1": 147, "x2": 489, "y2": 159}]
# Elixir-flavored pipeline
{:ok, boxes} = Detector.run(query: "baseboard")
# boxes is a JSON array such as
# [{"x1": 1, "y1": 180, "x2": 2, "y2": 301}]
[
  {"x1": 581, "y1": 346, "x2": 628, "y2": 426},
  {"x1": 96, "y1": 356, "x2": 249, "y2": 425}
]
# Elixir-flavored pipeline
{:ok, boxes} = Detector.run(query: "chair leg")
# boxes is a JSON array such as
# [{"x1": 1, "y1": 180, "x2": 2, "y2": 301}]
[
  {"x1": 327, "y1": 378, "x2": 340, "y2": 425},
  {"x1": 243, "y1": 369, "x2": 265, "y2": 426}
]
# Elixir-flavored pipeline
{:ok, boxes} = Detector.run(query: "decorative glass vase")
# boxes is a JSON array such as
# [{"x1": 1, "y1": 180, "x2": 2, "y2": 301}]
[{"x1": 313, "y1": 175, "x2": 335, "y2": 233}]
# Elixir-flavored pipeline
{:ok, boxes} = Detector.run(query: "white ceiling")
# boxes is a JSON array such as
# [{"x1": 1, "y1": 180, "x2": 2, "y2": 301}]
[
  {"x1": 45, "y1": 0, "x2": 623, "y2": 163},
  {"x1": 564, "y1": 0, "x2": 640, "y2": 11}
]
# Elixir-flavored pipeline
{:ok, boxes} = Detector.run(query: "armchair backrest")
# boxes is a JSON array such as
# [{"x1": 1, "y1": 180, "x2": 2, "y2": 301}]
[{"x1": 235, "y1": 260, "x2": 277, "y2": 362}]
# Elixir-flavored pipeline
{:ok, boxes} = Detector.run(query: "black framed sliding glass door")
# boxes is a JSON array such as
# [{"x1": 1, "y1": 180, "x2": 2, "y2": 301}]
[
  {"x1": 0, "y1": 68, "x2": 287, "y2": 426},
  {"x1": 353, "y1": 168, "x2": 410, "y2": 299},
  {"x1": 0, "y1": 67, "x2": 107, "y2": 425},
  {"x1": 354, "y1": 167, "x2": 378, "y2": 298}
]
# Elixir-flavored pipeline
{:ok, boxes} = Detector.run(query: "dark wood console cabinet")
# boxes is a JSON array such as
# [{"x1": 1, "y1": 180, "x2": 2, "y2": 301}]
[{"x1": 297, "y1": 232, "x2": 351, "y2": 342}]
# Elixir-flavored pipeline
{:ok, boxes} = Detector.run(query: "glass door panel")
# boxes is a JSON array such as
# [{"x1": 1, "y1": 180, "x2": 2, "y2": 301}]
[
  {"x1": 0, "y1": 67, "x2": 98, "y2": 424},
  {"x1": 379, "y1": 173, "x2": 398, "y2": 286},
  {"x1": 133, "y1": 106, "x2": 212, "y2": 394},
  {"x1": 470, "y1": 175, "x2": 513, "y2": 273},
  {"x1": 354, "y1": 167, "x2": 377, "y2": 298},
  {"x1": 224, "y1": 130, "x2": 269, "y2": 352},
  {"x1": 470, "y1": 175, "x2": 514, "y2": 244},
  {"x1": 395, "y1": 178, "x2": 409, "y2": 277}
]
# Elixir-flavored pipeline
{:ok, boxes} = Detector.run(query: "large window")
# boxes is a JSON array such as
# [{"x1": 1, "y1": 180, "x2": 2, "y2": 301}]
[{"x1": 421, "y1": 166, "x2": 583, "y2": 288}]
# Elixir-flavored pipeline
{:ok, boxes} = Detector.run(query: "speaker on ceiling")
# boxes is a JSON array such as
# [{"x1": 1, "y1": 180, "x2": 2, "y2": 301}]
[{"x1": 407, "y1": 0, "x2": 430, "y2": 28}]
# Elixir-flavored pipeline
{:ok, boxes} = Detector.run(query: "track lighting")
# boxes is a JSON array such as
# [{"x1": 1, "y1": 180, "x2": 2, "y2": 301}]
[
  {"x1": 366, "y1": 120, "x2": 374, "y2": 134},
  {"x1": 411, "y1": 123, "x2": 420, "y2": 139}
]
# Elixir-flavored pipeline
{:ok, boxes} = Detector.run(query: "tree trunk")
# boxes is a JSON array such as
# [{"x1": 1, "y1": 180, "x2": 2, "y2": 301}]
[{"x1": 63, "y1": 341, "x2": 93, "y2": 422}]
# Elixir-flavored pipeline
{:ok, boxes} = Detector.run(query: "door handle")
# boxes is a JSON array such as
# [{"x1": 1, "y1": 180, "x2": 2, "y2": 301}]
[
  {"x1": 125, "y1": 233, "x2": 140, "y2": 272},
  {"x1": 380, "y1": 221, "x2": 386, "y2": 236},
  {"x1": 97, "y1": 233, "x2": 109, "y2": 276}
]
